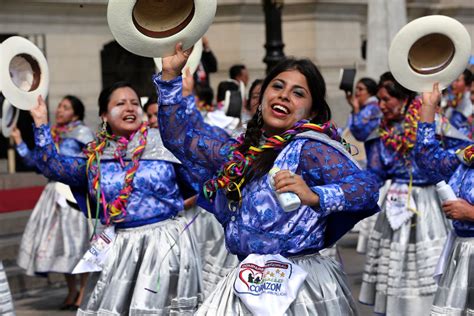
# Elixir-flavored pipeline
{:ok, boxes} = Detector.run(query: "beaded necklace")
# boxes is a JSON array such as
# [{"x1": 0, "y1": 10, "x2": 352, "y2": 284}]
[
  {"x1": 203, "y1": 120, "x2": 345, "y2": 202},
  {"x1": 84, "y1": 122, "x2": 148, "y2": 225},
  {"x1": 379, "y1": 98, "x2": 421, "y2": 158},
  {"x1": 51, "y1": 120, "x2": 82, "y2": 149}
]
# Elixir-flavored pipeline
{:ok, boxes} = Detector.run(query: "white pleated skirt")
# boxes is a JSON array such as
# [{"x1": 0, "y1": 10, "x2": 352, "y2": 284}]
[
  {"x1": 359, "y1": 184, "x2": 450, "y2": 315},
  {"x1": 77, "y1": 217, "x2": 203, "y2": 316},
  {"x1": 196, "y1": 253, "x2": 358, "y2": 315},
  {"x1": 16, "y1": 182, "x2": 91, "y2": 275},
  {"x1": 431, "y1": 236, "x2": 474, "y2": 315},
  {"x1": 0, "y1": 261, "x2": 15, "y2": 316}
]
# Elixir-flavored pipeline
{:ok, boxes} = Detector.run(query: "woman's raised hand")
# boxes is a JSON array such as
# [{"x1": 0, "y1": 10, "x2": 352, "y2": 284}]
[
  {"x1": 30, "y1": 95, "x2": 49, "y2": 127},
  {"x1": 161, "y1": 42, "x2": 193, "y2": 81},
  {"x1": 420, "y1": 82, "x2": 440, "y2": 123}
]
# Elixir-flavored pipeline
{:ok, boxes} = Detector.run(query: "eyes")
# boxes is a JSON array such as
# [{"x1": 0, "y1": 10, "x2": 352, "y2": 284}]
[
  {"x1": 270, "y1": 80, "x2": 306, "y2": 98},
  {"x1": 116, "y1": 99, "x2": 140, "y2": 107}
]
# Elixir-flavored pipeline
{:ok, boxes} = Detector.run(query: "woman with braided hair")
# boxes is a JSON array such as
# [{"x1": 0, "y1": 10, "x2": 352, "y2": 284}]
[
  {"x1": 11, "y1": 95, "x2": 93, "y2": 310},
  {"x1": 358, "y1": 77, "x2": 471, "y2": 315},
  {"x1": 27, "y1": 82, "x2": 202, "y2": 315},
  {"x1": 155, "y1": 44, "x2": 380, "y2": 315}
]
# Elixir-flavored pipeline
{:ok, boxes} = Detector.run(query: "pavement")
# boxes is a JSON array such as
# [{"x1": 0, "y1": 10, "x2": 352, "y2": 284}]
[{"x1": 11, "y1": 232, "x2": 373, "y2": 315}]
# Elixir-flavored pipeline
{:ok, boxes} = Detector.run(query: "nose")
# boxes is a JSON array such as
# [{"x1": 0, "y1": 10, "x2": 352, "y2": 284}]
[
  {"x1": 125, "y1": 101, "x2": 135, "y2": 111},
  {"x1": 278, "y1": 88, "x2": 290, "y2": 101}
]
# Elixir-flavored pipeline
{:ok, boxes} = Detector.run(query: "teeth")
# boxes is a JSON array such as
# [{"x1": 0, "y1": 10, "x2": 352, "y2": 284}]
[
  {"x1": 272, "y1": 105, "x2": 289, "y2": 114},
  {"x1": 124, "y1": 115, "x2": 135, "y2": 121}
]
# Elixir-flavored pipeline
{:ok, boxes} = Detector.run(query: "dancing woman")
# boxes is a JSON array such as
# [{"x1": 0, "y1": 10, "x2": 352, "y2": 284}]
[
  {"x1": 28, "y1": 82, "x2": 202, "y2": 315},
  {"x1": 155, "y1": 44, "x2": 380, "y2": 315},
  {"x1": 12, "y1": 95, "x2": 93, "y2": 309},
  {"x1": 415, "y1": 84, "x2": 473, "y2": 315}
]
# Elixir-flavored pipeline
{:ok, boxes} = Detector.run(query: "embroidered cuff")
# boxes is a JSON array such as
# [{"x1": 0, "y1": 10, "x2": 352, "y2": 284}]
[
  {"x1": 16, "y1": 142, "x2": 30, "y2": 157},
  {"x1": 152, "y1": 73, "x2": 183, "y2": 106},
  {"x1": 311, "y1": 184, "x2": 345, "y2": 215},
  {"x1": 417, "y1": 122, "x2": 436, "y2": 145},
  {"x1": 34, "y1": 124, "x2": 53, "y2": 147}
]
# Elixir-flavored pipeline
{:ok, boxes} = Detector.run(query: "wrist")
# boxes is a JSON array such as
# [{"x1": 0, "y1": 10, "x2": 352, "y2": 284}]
[{"x1": 162, "y1": 70, "x2": 181, "y2": 81}]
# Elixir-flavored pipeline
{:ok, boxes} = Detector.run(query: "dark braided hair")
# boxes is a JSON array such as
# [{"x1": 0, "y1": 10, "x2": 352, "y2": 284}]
[{"x1": 225, "y1": 58, "x2": 331, "y2": 201}]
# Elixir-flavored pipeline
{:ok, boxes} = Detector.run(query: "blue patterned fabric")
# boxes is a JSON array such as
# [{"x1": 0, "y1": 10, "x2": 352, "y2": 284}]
[
  {"x1": 32, "y1": 124, "x2": 186, "y2": 228},
  {"x1": 449, "y1": 111, "x2": 471, "y2": 138},
  {"x1": 415, "y1": 122, "x2": 474, "y2": 237},
  {"x1": 349, "y1": 101, "x2": 382, "y2": 141},
  {"x1": 365, "y1": 118, "x2": 469, "y2": 187},
  {"x1": 16, "y1": 142, "x2": 36, "y2": 168},
  {"x1": 155, "y1": 74, "x2": 380, "y2": 258}
]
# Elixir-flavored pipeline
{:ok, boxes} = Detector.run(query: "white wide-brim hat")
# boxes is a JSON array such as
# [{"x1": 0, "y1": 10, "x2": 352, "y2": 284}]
[
  {"x1": 0, "y1": 94, "x2": 19, "y2": 137},
  {"x1": 388, "y1": 15, "x2": 471, "y2": 92},
  {"x1": 154, "y1": 38, "x2": 203, "y2": 76},
  {"x1": 0, "y1": 36, "x2": 49, "y2": 110},
  {"x1": 107, "y1": 0, "x2": 216, "y2": 58}
]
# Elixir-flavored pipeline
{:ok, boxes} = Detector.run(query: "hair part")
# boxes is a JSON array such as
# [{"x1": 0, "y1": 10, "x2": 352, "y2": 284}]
[{"x1": 358, "y1": 77, "x2": 377, "y2": 96}]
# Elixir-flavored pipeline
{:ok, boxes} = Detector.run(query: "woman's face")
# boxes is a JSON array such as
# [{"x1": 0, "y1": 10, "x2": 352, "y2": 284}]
[
  {"x1": 55, "y1": 98, "x2": 78, "y2": 125},
  {"x1": 354, "y1": 82, "x2": 371, "y2": 105},
  {"x1": 377, "y1": 87, "x2": 406, "y2": 121},
  {"x1": 102, "y1": 87, "x2": 143, "y2": 137},
  {"x1": 146, "y1": 103, "x2": 158, "y2": 128},
  {"x1": 261, "y1": 70, "x2": 313, "y2": 135},
  {"x1": 249, "y1": 83, "x2": 262, "y2": 116}
]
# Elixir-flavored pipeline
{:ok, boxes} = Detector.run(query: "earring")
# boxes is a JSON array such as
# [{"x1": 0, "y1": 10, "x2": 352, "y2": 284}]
[{"x1": 101, "y1": 120, "x2": 107, "y2": 133}]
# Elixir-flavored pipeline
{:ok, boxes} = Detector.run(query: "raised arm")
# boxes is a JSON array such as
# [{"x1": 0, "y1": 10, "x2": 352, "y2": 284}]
[
  {"x1": 30, "y1": 96, "x2": 87, "y2": 187},
  {"x1": 349, "y1": 104, "x2": 382, "y2": 141}
]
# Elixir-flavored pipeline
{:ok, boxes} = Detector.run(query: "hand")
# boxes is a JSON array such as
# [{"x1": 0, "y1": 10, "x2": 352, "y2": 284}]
[
  {"x1": 442, "y1": 198, "x2": 474, "y2": 222},
  {"x1": 273, "y1": 170, "x2": 320, "y2": 207},
  {"x1": 345, "y1": 91, "x2": 360, "y2": 113},
  {"x1": 10, "y1": 125, "x2": 22, "y2": 145},
  {"x1": 182, "y1": 67, "x2": 195, "y2": 97},
  {"x1": 420, "y1": 82, "x2": 440, "y2": 123},
  {"x1": 30, "y1": 95, "x2": 48, "y2": 127},
  {"x1": 161, "y1": 42, "x2": 193, "y2": 81}
]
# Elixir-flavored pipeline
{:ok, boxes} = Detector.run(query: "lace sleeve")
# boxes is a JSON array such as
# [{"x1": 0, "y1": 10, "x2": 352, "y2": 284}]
[
  {"x1": 365, "y1": 138, "x2": 387, "y2": 187},
  {"x1": 154, "y1": 73, "x2": 236, "y2": 183},
  {"x1": 300, "y1": 140, "x2": 379, "y2": 216},
  {"x1": 349, "y1": 104, "x2": 382, "y2": 141},
  {"x1": 449, "y1": 111, "x2": 471, "y2": 137},
  {"x1": 415, "y1": 122, "x2": 462, "y2": 180},
  {"x1": 33, "y1": 124, "x2": 87, "y2": 187},
  {"x1": 16, "y1": 142, "x2": 36, "y2": 168}
]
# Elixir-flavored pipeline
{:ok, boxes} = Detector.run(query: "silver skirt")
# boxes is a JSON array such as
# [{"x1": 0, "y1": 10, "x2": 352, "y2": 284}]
[
  {"x1": 359, "y1": 184, "x2": 449, "y2": 315},
  {"x1": 196, "y1": 253, "x2": 358, "y2": 315},
  {"x1": 0, "y1": 261, "x2": 15, "y2": 316},
  {"x1": 357, "y1": 180, "x2": 391, "y2": 254},
  {"x1": 180, "y1": 207, "x2": 240, "y2": 299},
  {"x1": 77, "y1": 217, "x2": 203, "y2": 316},
  {"x1": 431, "y1": 236, "x2": 474, "y2": 315},
  {"x1": 16, "y1": 182, "x2": 91, "y2": 275}
]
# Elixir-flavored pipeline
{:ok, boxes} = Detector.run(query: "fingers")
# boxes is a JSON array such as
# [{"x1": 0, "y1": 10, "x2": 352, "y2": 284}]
[{"x1": 273, "y1": 170, "x2": 298, "y2": 191}]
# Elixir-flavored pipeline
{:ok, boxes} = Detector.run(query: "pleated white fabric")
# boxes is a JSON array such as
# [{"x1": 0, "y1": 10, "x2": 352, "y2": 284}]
[
  {"x1": 77, "y1": 217, "x2": 203, "y2": 316},
  {"x1": 359, "y1": 184, "x2": 449, "y2": 315},
  {"x1": 196, "y1": 254, "x2": 358, "y2": 315},
  {"x1": 0, "y1": 261, "x2": 15, "y2": 316},
  {"x1": 17, "y1": 182, "x2": 91, "y2": 275},
  {"x1": 431, "y1": 236, "x2": 474, "y2": 315}
]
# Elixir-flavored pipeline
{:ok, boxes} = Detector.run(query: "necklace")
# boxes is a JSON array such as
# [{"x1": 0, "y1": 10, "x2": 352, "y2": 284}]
[
  {"x1": 379, "y1": 98, "x2": 421, "y2": 158},
  {"x1": 84, "y1": 122, "x2": 148, "y2": 225},
  {"x1": 203, "y1": 120, "x2": 345, "y2": 202}
]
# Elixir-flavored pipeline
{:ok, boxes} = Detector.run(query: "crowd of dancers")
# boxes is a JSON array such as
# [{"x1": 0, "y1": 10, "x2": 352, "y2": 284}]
[{"x1": 0, "y1": 42, "x2": 473, "y2": 316}]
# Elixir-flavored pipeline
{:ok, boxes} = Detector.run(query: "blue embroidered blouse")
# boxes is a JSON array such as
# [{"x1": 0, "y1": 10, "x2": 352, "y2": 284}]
[
  {"x1": 415, "y1": 122, "x2": 474, "y2": 237},
  {"x1": 154, "y1": 74, "x2": 380, "y2": 258},
  {"x1": 31, "y1": 125, "x2": 190, "y2": 228},
  {"x1": 349, "y1": 98, "x2": 382, "y2": 141}
]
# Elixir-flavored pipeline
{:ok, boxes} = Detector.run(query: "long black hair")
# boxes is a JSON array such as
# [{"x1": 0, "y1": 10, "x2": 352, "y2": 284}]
[{"x1": 226, "y1": 58, "x2": 331, "y2": 201}]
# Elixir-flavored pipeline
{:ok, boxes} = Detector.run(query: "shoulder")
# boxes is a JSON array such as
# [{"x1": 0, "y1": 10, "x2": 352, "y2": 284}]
[{"x1": 70, "y1": 123, "x2": 95, "y2": 145}]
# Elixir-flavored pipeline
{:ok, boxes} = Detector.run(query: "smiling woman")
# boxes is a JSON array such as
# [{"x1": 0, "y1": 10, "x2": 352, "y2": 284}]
[
  {"x1": 26, "y1": 81, "x2": 203, "y2": 315},
  {"x1": 155, "y1": 44, "x2": 380, "y2": 315}
]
